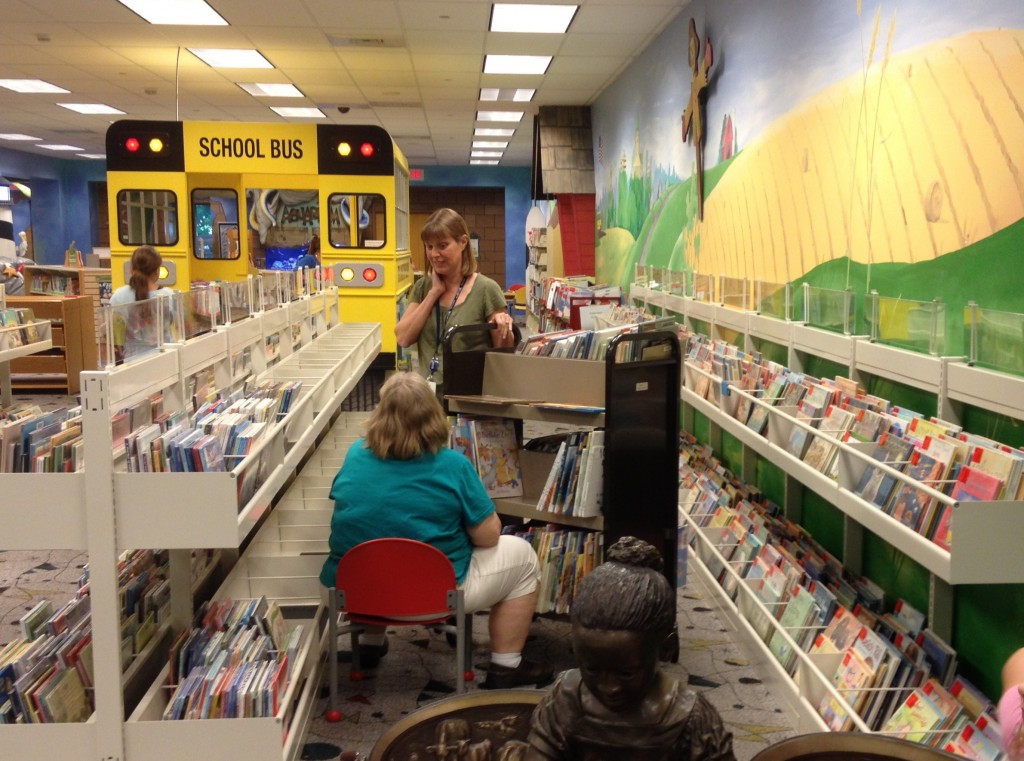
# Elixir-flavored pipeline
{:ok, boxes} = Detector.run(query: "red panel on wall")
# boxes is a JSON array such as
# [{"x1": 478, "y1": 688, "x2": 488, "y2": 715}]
[{"x1": 556, "y1": 193, "x2": 596, "y2": 276}]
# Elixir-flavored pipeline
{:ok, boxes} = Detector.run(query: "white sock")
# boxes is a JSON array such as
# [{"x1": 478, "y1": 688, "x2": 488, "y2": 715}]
[
  {"x1": 361, "y1": 633, "x2": 386, "y2": 647},
  {"x1": 490, "y1": 652, "x2": 521, "y2": 669}
]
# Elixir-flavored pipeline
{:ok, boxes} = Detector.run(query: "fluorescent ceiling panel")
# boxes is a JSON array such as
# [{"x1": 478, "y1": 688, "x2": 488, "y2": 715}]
[
  {"x1": 78, "y1": 153, "x2": 107, "y2": 159},
  {"x1": 480, "y1": 88, "x2": 535, "y2": 102},
  {"x1": 475, "y1": 128, "x2": 515, "y2": 137},
  {"x1": 0, "y1": 79, "x2": 69, "y2": 94},
  {"x1": 0, "y1": 133, "x2": 42, "y2": 141},
  {"x1": 190, "y1": 49, "x2": 273, "y2": 68},
  {"x1": 470, "y1": 159, "x2": 499, "y2": 165},
  {"x1": 239, "y1": 83, "x2": 304, "y2": 97},
  {"x1": 118, "y1": 0, "x2": 227, "y2": 25},
  {"x1": 38, "y1": 144, "x2": 84, "y2": 152},
  {"x1": 59, "y1": 103, "x2": 125, "y2": 115},
  {"x1": 483, "y1": 55, "x2": 551, "y2": 75},
  {"x1": 472, "y1": 141, "x2": 508, "y2": 149},
  {"x1": 477, "y1": 111, "x2": 524, "y2": 123},
  {"x1": 472, "y1": 151, "x2": 503, "y2": 158},
  {"x1": 490, "y1": 3, "x2": 578, "y2": 33},
  {"x1": 271, "y1": 106, "x2": 325, "y2": 118}
]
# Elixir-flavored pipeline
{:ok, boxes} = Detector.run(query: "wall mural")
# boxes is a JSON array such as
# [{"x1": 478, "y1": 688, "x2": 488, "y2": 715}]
[{"x1": 593, "y1": 0, "x2": 1024, "y2": 355}]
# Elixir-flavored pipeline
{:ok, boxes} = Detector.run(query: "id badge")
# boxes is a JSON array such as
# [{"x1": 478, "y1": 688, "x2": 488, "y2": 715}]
[{"x1": 429, "y1": 356, "x2": 440, "y2": 374}]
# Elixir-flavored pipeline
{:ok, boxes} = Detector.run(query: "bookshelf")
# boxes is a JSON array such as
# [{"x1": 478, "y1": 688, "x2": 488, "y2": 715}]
[
  {"x1": 446, "y1": 331, "x2": 681, "y2": 601},
  {"x1": 525, "y1": 226, "x2": 548, "y2": 332},
  {"x1": 1, "y1": 287, "x2": 54, "y2": 407},
  {"x1": 24, "y1": 264, "x2": 112, "y2": 342},
  {"x1": 4, "y1": 294, "x2": 98, "y2": 394},
  {"x1": 630, "y1": 283, "x2": 1024, "y2": 736},
  {"x1": 0, "y1": 285, "x2": 380, "y2": 761}
]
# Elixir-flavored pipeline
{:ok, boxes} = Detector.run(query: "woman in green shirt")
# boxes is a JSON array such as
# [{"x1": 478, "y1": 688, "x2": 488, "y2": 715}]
[{"x1": 395, "y1": 208, "x2": 515, "y2": 394}]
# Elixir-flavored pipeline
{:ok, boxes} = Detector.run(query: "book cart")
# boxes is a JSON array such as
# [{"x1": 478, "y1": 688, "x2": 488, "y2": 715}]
[
  {"x1": 444, "y1": 325, "x2": 682, "y2": 613},
  {"x1": 629, "y1": 281, "x2": 1024, "y2": 734},
  {"x1": 0, "y1": 273, "x2": 381, "y2": 761}
]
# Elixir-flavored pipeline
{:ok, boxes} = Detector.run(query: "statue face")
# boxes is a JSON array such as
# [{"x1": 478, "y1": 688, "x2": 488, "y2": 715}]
[{"x1": 572, "y1": 626, "x2": 661, "y2": 713}]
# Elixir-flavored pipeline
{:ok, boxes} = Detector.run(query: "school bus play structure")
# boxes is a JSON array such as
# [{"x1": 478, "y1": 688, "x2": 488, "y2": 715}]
[{"x1": 105, "y1": 119, "x2": 412, "y2": 367}]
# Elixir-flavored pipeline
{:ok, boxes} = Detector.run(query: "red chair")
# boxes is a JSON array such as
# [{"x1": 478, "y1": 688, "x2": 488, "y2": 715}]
[{"x1": 326, "y1": 538, "x2": 473, "y2": 720}]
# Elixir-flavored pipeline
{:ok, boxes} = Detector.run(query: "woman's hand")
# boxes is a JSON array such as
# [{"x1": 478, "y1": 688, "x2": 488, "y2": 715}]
[{"x1": 489, "y1": 310, "x2": 515, "y2": 347}]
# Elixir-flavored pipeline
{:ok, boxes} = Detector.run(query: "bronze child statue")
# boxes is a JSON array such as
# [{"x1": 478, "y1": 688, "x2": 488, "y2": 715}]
[{"x1": 526, "y1": 536, "x2": 736, "y2": 761}]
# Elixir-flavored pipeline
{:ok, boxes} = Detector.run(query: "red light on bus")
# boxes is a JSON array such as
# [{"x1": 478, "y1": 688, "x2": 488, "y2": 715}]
[
  {"x1": 125, "y1": 137, "x2": 140, "y2": 153},
  {"x1": 362, "y1": 267, "x2": 378, "y2": 283},
  {"x1": 360, "y1": 142, "x2": 375, "y2": 157}
]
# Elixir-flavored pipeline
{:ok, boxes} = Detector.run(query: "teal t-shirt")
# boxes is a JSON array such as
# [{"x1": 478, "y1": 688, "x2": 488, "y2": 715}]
[
  {"x1": 318, "y1": 439, "x2": 495, "y2": 587},
  {"x1": 409, "y1": 273, "x2": 508, "y2": 383}
]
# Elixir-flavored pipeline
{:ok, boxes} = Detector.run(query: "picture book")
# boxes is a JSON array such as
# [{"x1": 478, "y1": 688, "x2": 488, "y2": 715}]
[
  {"x1": 887, "y1": 448, "x2": 946, "y2": 532},
  {"x1": 817, "y1": 692, "x2": 853, "y2": 731},
  {"x1": 880, "y1": 688, "x2": 949, "y2": 743},
  {"x1": 470, "y1": 417, "x2": 523, "y2": 499},
  {"x1": 767, "y1": 584, "x2": 820, "y2": 674},
  {"x1": 802, "y1": 405, "x2": 856, "y2": 476},
  {"x1": 892, "y1": 599, "x2": 927, "y2": 637},
  {"x1": 854, "y1": 434, "x2": 915, "y2": 509},
  {"x1": 949, "y1": 464, "x2": 1004, "y2": 503},
  {"x1": 828, "y1": 648, "x2": 877, "y2": 717}
]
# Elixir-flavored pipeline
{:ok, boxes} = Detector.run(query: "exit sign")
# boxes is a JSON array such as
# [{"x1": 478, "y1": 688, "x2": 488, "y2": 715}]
[{"x1": 410, "y1": 168, "x2": 424, "y2": 181}]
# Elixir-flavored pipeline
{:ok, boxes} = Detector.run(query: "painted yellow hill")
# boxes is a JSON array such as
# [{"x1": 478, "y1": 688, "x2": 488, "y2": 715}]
[{"x1": 698, "y1": 29, "x2": 1024, "y2": 283}]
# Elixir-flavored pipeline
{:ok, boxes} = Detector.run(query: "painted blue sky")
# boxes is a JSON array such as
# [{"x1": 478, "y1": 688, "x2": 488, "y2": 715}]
[{"x1": 592, "y1": 0, "x2": 1024, "y2": 202}]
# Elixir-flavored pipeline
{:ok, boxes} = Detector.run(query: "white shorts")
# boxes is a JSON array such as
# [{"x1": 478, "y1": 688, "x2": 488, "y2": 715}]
[{"x1": 460, "y1": 534, "x2": 540, "y2": 613}]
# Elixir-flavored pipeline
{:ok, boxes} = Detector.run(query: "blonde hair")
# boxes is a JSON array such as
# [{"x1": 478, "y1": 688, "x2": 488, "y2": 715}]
[
  {"x1": 364, "y1": 372, "x2": 450, "y2": 459},
  {"x1": 420, "y1": 207, "x2": 478, "y2": 277}
]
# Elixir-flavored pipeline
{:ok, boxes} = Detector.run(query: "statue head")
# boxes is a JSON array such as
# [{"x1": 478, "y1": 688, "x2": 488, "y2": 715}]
[{"x1": 569, "y1": 536, "x2": 674, "y2": 712}]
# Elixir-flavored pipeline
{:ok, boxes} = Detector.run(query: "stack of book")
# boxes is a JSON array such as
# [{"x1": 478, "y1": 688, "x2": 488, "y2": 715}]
[
  {"x1": 502, "y1": 524, "x2": 603, "y2": 615},
  {"x1": 163, "y1": 596, "x2": 302, "y2": 720},
  {"x1": 681, "y1": 333, "x2": 1024, "y2": 553},
  {"x1": 532, "y1": 430, "x2": 604, "y2": 519},
  {"x1": 0, "y1": 306, "x2": 46, "y2": 350},
  {"x1": 0, "y1": 403, "x2": 83, "y2": 473},
  {"x1": 678, "y1": 432, "x2": 1007, "y2": 752}
]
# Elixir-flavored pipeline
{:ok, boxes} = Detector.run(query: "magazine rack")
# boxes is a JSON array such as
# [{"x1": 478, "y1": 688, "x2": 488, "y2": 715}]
[{"x1": 444, "y1": 328, "x2": 681, "y2": 599}]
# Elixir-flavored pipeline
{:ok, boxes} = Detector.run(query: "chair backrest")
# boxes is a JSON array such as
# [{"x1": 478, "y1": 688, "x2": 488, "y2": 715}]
[{"x1": 336, "y1": 538, "x2": 457, "y2": 620}]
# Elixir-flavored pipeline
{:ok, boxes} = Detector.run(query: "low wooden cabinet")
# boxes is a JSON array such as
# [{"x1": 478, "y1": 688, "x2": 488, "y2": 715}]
[{"x1": 5, "y1": 295, "x2": 98, "y2": 394}]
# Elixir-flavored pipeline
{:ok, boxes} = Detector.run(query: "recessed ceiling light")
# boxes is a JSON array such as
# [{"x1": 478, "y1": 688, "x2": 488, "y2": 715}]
[
  {"x1": 475, "y1": 128, "x2": 515, "y2": 137},
  {"x1": 239, "y1": 82, "x2": 304, "y2": 97},
  {"x1": 59, "y1": 103, "x2": 125, "y2": 115},
  {"x1": 483, "y1": 55, "x2": 551, "y2": 75},
  {"x1": 473, "y1": 141, "x2": 508, "y2": 149},
  {"x1": 38, "y1": 144, "x2": 84, "y2": 152},
  {"x1": 271, "y1": 106, "x2": 325, "y2": 118},
  {"x1": 480, "y1": 88, "x2": 535, "y2": 102},
  {"x1": 490, "y1": 3, "x2": 578, "y2": 33},
  {"x1": 472, "y1": 151, "x2": 503, "y2": 158},
  {"x1": 190, "y1": 48, "x2": 273, "y2": 69},
  {"x1": 78, "y1": 153, "x2": 107, "y2": 160},
  {"x1": 117, "y1": 0, "x2": 227, "y2": 25},
  {"x1": 0, "y1": 79, "x2": 69, "y2": 94},
  {"x1": 477, "y1": 111, "x2": 524, "y2": 123},
  {"x1": 470, "y1": 159, "x2": 499, "y2": 165},
  {"x1": 0, "y1": 133, "x2": 42, "y2": 141}
]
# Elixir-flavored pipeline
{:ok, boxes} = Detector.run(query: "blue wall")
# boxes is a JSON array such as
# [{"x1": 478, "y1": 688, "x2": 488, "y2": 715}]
[
  {"x1": 411, "y1": 165, "x2": 532, "y2": 288},
  {"x1": 0, "y1": 146, "x2": 106, "y2": 264}
]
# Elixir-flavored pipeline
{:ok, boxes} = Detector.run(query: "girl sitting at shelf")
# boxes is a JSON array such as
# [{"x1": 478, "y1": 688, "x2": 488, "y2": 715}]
[{"x1": 526, "y1": 535, "x2": 735, "y2": 761}]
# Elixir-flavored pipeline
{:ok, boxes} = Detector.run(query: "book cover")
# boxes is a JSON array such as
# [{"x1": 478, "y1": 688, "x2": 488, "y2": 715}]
[
  {"x1": 880, "y1": 688, "x2": 948, "y2": 743},
  {"x1": 887, "y1": 448, "x2": 945, "y2": 532},
  {"x1": 470, "y1": 417, "x2": 523, "y2": 499},
  {"x1": 854, "y1": 434, "x2": 915, "y2": 509}
]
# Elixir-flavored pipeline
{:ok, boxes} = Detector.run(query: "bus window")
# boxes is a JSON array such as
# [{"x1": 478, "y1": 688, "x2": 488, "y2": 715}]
[
  {"x1": 192, "y1": 188, "x2": 240, "y2": 260},
  {"x1": 117, "y1": 189, "x2": 178, "y2": 246},
  {"x1": 247, "y1": 188, "x2": 319, "y2": 270},
  {"x1": 327, "y1": 193, "x2": 385, "y2": 249}
]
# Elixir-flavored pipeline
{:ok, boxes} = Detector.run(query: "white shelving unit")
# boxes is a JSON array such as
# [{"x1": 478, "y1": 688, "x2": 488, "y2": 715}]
[
  {"x1": 634, "y1": 282, "x2": 1024, "y2": 734},
  {"x1": 0, "y1": 283, "x2": 55, "y2": 407},
  {"x1": 1, "y1": 282, "x2": 382, "y2": 761}
]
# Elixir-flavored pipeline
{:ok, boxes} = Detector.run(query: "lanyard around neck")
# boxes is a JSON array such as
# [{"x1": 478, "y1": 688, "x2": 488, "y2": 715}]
[{"x1": 434, "y1": 275, "x2": 468, "y2": 354}]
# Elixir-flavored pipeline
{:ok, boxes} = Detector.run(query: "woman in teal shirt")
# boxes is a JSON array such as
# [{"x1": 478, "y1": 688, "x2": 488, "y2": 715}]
[{"x1": 319, "y1": 371, "x2": 552, "y2": 689}]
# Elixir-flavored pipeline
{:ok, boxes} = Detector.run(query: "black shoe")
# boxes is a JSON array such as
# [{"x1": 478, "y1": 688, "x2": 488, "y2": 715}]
[
  {"x1": 336, "y1": 637, "x2": 389, "y2": 668},
  {"x1": 480, "y1": 657, "x2": 554, "y2": 689}
]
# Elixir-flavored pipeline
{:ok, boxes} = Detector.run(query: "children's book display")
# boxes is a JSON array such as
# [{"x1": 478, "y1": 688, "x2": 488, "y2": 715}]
[
  {"x1": 501, "y1": 523, "x2": 602, "y2": 615},
  {"x1": 0, "y1": 306, "x2": 47, "y2": 350},
  {"x1": 678, "y1": 432, "x2": 1009, "y2": 755},
  {"x1": 680, "y1": 332, "x2": 1024, "y2": 553},
  {"x1": 0, "y1": 402, "x2": 83, "y2": 473},
  {"x1": 162, "y1": 596, "x2": 301, "y2": 720}
]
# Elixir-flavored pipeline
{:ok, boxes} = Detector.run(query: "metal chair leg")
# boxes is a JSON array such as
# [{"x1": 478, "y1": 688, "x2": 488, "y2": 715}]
[{"x1": 326, "y1": 589, "x2": 341, "y2": 721}]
